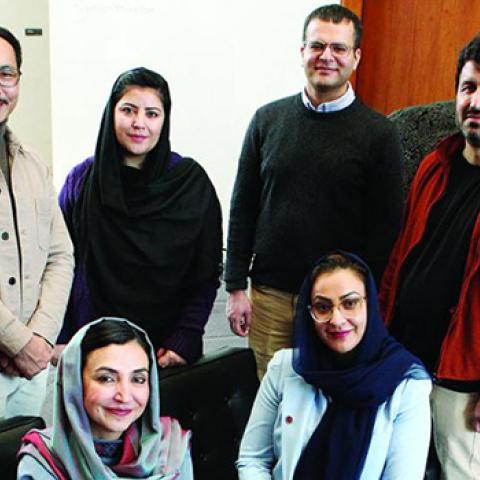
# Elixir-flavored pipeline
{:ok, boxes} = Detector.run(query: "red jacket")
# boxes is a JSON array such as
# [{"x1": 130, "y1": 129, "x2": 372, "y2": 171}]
[{"x1": 380, "y1": 133, "x2": 480, "y2": 381}]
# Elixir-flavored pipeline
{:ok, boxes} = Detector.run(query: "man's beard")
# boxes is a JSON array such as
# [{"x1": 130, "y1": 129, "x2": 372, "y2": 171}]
[{"x1": 458, "y1": 108, "x2": 480, "y2": 147}]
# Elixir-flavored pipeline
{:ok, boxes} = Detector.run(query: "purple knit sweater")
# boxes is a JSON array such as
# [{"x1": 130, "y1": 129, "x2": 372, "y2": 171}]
[{"x1": 57, "y1": 155, "x2": 219, "y2": 363}]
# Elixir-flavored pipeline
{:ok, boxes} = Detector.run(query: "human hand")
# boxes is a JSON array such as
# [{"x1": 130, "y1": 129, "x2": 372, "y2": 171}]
[
  {"x1": 13, "y1": 334, "x2": 53, "y2": 379},
  {"x1": 473, "y1": 397, "x2": 480, "y2": 432},
  {"x1": 157, "y1": 348, "x2": 187, "y2": 368},
  {"x1": 0, "y1": 351, "x2": 21, "y2": 376},
  {"x1": 226, "y1": 289, "x2": 252, "y2": 337},
  {"x1": 51, "y1": 344, "x2": 66, "y2": 367}
]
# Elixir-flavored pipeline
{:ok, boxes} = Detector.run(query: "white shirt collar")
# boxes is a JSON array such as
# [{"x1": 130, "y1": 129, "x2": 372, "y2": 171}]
[{"x1": 302, "y1": 82, "x2": 356, "y2": 113}]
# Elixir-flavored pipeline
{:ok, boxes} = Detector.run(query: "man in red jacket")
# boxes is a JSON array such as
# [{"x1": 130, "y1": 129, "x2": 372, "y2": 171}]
[{"x1": 380, "y1": 35, "x2": 480, "y2": 478}]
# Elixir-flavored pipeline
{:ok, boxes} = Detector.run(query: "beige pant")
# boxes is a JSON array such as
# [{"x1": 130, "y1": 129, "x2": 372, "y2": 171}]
[
  {"x1": 249, "y1": 284, "x2": 298, "y2": 380},
  {"x1": 431, "y1": 384, "x2": 480, "y2": 479}
]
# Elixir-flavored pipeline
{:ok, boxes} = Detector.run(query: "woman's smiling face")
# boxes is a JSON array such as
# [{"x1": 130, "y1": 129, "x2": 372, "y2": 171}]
[
  {"x1": 310, "y1": 268, "x2": 367, "y2": 354},
  {"x1": 82, "y1": 340, "x2": 150, "y2": 441},
  {"x1": 114, "y1": 85, "x2": 165, "y2": 169}
]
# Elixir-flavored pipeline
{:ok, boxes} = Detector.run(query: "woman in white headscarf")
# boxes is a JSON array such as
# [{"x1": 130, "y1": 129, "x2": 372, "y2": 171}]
[{"x1": 17, "y1": 317, "x2": 193, "y2": 479}]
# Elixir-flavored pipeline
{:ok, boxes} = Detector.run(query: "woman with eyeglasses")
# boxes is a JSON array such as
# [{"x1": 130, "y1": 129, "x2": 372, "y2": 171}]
[
  {"x1": 237, "y1": 251, "x2": 432, "y2": 479},
  {"x1": 54, "y1": 67, "x2": 222, "y2": 369}
]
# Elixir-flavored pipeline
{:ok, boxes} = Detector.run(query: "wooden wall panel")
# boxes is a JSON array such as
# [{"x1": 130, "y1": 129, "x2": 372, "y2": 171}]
[{"x1": 355, "y1": 0, "x2": 480, "y2": 114}]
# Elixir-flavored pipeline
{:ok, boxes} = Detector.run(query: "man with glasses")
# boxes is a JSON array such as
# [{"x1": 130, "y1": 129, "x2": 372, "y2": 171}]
[
  {"x1": 226, "y1": 4, "x2": 403, "y2": 378},
  {"x1": 380, "y1": 34, "x2": 480, "y2": 478},
  {"x1": 0, "y1": 27, "x2": 73, "y2": 417}
]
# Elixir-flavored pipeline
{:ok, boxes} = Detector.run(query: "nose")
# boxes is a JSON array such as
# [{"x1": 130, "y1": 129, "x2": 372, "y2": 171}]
[
  {"x1": 328, "y1": 306, "x2": 346, "y2": 326},
  {"x1": 114, "y1": 380, "x2": 131, "y2": 402},
  {"x1": 0, "y1": 84, "x2": 9, "y2": 99},
  {"x1": 319, "y1": 45, "x2": 334, "y2": 61},
  {"x1": 132, "y1": 112, "x2": 146, "y2": 129},
  {"x1": 470, "y1": 88, "x2": 480, "y2": 109}
]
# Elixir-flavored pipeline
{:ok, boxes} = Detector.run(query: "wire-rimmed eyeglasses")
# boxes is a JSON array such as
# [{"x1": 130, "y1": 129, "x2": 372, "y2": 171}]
[
  {"x1": 308, "y1": 295, "x2": 366, "y2": 323},
  {"x1": 0, "y1": 66, "x2": 21, "y2": 88}
]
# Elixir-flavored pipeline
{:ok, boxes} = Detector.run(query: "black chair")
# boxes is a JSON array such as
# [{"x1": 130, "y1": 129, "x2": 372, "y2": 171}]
[
  {"x1": 0, "y1": 347, "x2": 259, "y2": 480},
  {"x1": 0, "y1": 415, "x2": 45, "y2": 480},
  {"x1": 159, "y1": 346, "x2": 259, "y2": 480},
  {"x1": 388, "y1": 100, "x2": 456, "y2": 196}
]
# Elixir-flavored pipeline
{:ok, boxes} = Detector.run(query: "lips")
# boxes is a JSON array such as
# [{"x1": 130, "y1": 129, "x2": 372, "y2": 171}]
[
  {"x1": 127, "y1": 134, "x2": 148, "y2": 143},
  {"x1": 328, "y1": 330, "x2": 351, "y2": 339},
  {"x1": 315, "y1": 66, "x2": 336, "y2": 72},
  {"x1": 105, "y1": 407, "x2": 133, "y2": 417}
]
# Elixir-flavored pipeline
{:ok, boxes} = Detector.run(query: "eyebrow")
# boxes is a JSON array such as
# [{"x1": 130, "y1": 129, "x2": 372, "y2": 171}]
[
  {"x1": 313, "y1": 291, "x2": 363, "y2": 301},
  {"x1": 94, "y1": 367, "x2": 149, "y2": 374},
  {"x1": 119, "y1": 101, "x2": 162, "y2": 111}
]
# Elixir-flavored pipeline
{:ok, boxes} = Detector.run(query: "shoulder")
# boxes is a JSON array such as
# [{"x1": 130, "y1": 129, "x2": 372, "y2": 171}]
[
  {"x1": 169, "y1": 155, "x2": 215, "y2": 188},
  {"x1": 387, "y1": 370, "x2": 432, "y2": 412},
  {"x1": 18, "y1": 453, "x2": 57, "y2": 479},
  {"x1": 267, "y1": 349, "x2": 302, "y2": 382},
  {"x1": 253, "y1": 94, "x2": 301, "y2": 121},
  {"x1": 351, "y1": 99, "x2": 398, "y2": 134},
  {"x1": 68, "y1": 156, "x2": 94, "y2": 179},
  {"x1": 11, "y1": 136, "x2": 51, "y2": 177},
  {"x1": 63, "y1": 157, "x2": 94, "y2": 189}
]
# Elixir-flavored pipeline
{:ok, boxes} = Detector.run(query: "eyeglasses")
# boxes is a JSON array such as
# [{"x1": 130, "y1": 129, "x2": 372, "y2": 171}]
[
  {"x1": 308, "y1": 295, "x2": 366, "y2": 323},
  {"x1": 304, "y1": 41, "x2": 354, "y2": 58},
  {"x1": 0, "y1": 66, "x2": 21, "y2": 88}
]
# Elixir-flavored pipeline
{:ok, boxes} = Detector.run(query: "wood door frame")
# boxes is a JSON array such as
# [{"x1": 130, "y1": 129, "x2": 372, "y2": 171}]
[
  {"x1": 341, "y1": 0, "x2": 364, "y2": 88},
  {"x1": 341, "y1": 0, "x2": 363, "y2": 19}
]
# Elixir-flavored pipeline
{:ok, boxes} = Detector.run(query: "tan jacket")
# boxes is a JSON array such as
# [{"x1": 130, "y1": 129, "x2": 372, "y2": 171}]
[{"x1": 0, "y1": 131, "x2": 74, "y2": 356}]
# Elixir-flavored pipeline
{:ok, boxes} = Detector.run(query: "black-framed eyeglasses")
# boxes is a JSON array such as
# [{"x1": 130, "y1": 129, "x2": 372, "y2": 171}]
[
  {"x1": 308, "y1": 295, "x2": 366, "y2": 323},
  {"x1": 304, "y1": 41, "x2": 354, "y2": 58},
  {"x1": 0, "y1": 66, "x2": 21, "y2": 88}
]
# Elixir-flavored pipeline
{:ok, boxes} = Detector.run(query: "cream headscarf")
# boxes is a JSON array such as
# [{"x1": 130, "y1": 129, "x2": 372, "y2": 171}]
[{"x1": 19, "y1": 317, "x2": 192, "y2": 479}]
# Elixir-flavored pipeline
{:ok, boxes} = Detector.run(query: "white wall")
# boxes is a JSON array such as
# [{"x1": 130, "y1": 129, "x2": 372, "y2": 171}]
[
  {"x1": 0, "y1": 0, "x2": 52, "y2": 167},
  {"x1": 49, "y1": 0, "x2": 333, "y2": 229}
]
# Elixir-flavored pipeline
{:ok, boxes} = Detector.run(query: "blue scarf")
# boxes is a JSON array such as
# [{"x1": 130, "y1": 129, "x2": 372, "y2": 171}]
[{"x1": 292, "y1": 252, "x2": 429, "y2": 480}]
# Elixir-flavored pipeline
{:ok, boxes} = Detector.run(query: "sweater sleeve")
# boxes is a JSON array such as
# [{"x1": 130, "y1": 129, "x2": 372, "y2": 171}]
[
  {"x1": 162, "y1": 188, "x2": 222, "y2": 363},
  {"x1": 161, "y1": 279, "x2": 219, "y2": 364},
  {"x1": 364, "y1": 121, "x2": 404, "y2": 285},
  {"x1": 225, "y1": 113, "x2": 263, "y2": 291},
  {"x1": 56, "y1": 158, "x2": 95, "y2": 344}
]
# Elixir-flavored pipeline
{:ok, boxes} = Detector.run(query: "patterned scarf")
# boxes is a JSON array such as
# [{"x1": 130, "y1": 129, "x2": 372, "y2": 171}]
[{"x1": 18, "y1": 318, "x2": 192, "y2": 479}]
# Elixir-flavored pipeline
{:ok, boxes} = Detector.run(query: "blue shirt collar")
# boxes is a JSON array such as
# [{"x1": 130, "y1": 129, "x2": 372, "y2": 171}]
[{"x1": 302, "y1": 83, "x2": 355, "y2": 113}]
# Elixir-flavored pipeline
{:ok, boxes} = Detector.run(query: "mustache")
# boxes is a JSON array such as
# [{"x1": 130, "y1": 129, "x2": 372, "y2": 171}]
[{"x1": 465, "y1": 107, "x2": 480, "y2": 118}]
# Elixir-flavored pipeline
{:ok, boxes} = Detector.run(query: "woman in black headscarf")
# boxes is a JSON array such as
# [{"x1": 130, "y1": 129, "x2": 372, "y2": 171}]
[
  {"x1": 56, "y1": 67, "x2": 222, "y2": 368},
  {"x1": 237, "y1": 251, "x2": 431, "y2": 479}
]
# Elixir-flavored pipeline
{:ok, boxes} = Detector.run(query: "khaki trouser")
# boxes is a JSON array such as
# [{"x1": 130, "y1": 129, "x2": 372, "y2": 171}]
[
  {"x1": 431, "y1": 384, "x2": 480, "y2": 479},
  {"x1": 249, "y1": 284, "x2": 298, "y2": 380}
]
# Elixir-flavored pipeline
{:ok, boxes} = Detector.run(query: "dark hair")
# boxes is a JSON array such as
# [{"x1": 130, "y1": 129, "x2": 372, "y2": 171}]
[
  {"x1": 310, "y1": 253, "x2": 367, "y2": 286},
  {"x1": 0, "y1": 26, "x2": 22, "y2": 70},
  {"x1": 81, "y1": 319, "x2": 150, "y2": 370},
  {"x1": 456, "y1": 34, "x2": 480, "y2": 91},
  {"x1": 302, "y1": 4, "x2": 363, "y2": 49},
  {"x1": 111, "y1": 67, "x2": 171, "y2": 115}
]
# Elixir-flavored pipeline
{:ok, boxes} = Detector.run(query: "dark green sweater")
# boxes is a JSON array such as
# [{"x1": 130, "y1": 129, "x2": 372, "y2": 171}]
[{"x1": 225, "y1": 94, "x2": 403, "y2": 292}]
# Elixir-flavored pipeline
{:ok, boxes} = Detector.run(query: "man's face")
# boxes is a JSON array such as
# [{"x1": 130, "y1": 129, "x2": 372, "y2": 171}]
[
  {"x1": 456, "y1": 60, "x2": 480, "y2": 148},
  {"x1": 301, "y1": 18, "x2": 360, "y2": 103},
  {"x1": 0, "y1": 38, "x2": 19, "y2": 124}
]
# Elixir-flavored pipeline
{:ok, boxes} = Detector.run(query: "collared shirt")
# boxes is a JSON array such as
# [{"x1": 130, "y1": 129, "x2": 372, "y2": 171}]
[{"x1": 302, "y1": 82, "x2": 356, "y2": 113}]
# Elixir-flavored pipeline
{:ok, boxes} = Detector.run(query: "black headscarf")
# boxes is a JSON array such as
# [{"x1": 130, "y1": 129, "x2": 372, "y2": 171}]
[
  {"x1": 292, "y1": 251, "x2": 429, "y2": 480},
  {"x1": 72, "y1": 68, "x2": 222, "y2": 343}
]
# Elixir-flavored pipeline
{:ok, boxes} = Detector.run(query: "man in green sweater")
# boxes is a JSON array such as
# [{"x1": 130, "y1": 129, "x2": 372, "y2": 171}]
[{"x1": 225, "y1": 4, "x2": 403, "y2": 378}]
